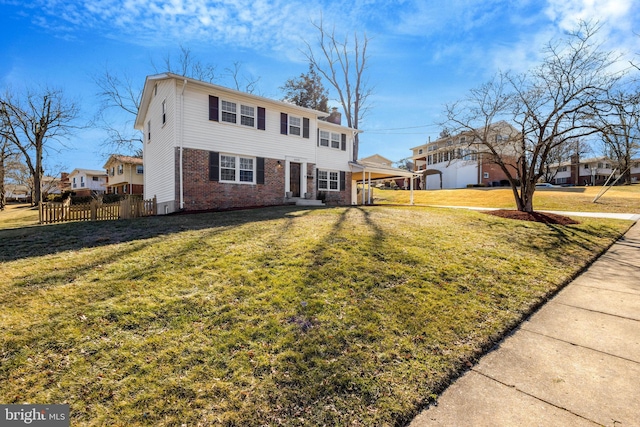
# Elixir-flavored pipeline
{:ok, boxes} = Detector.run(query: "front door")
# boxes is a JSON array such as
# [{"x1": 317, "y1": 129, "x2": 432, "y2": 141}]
[{"x1": 290, "y1": 163, "x2": 301, "y2": 197}]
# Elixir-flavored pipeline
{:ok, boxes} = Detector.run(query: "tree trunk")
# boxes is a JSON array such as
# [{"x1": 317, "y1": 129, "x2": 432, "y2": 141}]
[
  {"x1": 0, "y1": 155, "x2": 5, "y2": 211},
  {"x1": 512, "y1": 182, "x2": 535, "y2": 213}
]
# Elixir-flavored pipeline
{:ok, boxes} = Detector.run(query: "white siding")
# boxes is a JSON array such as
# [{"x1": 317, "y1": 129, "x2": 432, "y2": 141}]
[
  {"x1": 144, "y1": 80, "x2": 177, "y2": 207},
  {"x1": 180, "y1": 85, "x2": 352, "y2": 170},
  {"x1": 424, "y1": 161, "x2": 478, "y2": 189},
  {"x1": 316, "y1": 125, "x2": 353, "y2": 171}
]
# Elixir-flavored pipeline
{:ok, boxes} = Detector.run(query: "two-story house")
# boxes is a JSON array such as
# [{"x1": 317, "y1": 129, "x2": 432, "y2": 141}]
[
  {"x1": 134, "y1": 73, "x2": 361, "y2": 214},
  {"x1": 547, "y1": 156, "x2": 636, "y2": 186},
  {"x1": 68, "y1": 169, "x2": 108, "y2": 197},
  {"x1": 103, "y1": 155, "x2": 144, "y2": 195},
  {"x1": 411, "y1": 122, "x2": 519, "y2": 189}
]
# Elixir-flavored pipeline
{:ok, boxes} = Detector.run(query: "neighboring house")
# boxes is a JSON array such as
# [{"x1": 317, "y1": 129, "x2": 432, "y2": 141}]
[
  {"x1": 4, "y1": 183, "x2": 29, "y2": 202},
  {"x1": 68, "y1": 168, "x2": 107, "y2": 197},
  {"x1": 134, "y1": 73, "x2": 362, "y2": 214},
  {"x1": 548, "y1": 156, "x2": 637, "y2": 186},
  {"x1": 359, "y1": 154, "x2": 413, "y2": 189},
  {"x1": 41, "y1": 175, "x2": 62, "y2": 196},
  {"x1": 411, "y1": 122, "x2": 518, "y2": 189},
  {"x1": 103, "y1": 155, "x2": 144, "y2": 195}
]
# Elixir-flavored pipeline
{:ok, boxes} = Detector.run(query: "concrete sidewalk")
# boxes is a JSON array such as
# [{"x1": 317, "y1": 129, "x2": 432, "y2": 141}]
[{"x1": 410, "y1": 221, "x2": 640, "y2": 427}]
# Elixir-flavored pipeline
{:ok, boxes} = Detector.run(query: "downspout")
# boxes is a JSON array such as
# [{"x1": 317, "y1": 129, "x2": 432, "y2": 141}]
[{"x1": 180, "y1": 79, "x2": 187, "y2": 209}]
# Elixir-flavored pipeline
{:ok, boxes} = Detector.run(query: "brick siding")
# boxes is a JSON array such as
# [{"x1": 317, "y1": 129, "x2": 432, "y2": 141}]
[{"x1": 181, "y1": 147, "x2": 286, "y2": 211}]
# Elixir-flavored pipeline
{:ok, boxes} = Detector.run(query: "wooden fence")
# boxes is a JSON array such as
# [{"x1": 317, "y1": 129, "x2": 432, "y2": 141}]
[{"x1": 39, "y1": 196, "x2": 157, "y2": 224}]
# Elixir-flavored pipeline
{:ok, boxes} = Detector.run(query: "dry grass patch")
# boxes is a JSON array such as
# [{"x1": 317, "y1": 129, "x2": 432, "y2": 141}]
[
  {"x1": 374, "y1": 185, "x2": 640, "y2": 213},
  {"x1": 0, "y1": 206, "x2": 632, "y2": 426}
]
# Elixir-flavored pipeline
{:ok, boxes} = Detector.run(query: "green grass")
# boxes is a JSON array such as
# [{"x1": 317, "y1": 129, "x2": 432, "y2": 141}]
[
  {"x1": 0, "y1": 205, "x2": 633, "y2": 426},
  {"x1": 374, "y1": 184, "x2": 640, "y2": 213},
  {"x1": 0, "y1": 203, "x2": 40, "y2": 230}
]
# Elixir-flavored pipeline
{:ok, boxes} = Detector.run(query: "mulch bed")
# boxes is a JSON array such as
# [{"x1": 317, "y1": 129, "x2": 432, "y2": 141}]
[{"x1": 486, "y1": 210, "x2": 580, "y2": 225}]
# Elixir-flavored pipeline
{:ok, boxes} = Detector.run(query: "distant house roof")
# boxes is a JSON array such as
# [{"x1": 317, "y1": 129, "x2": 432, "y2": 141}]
[
  {"x1": 69, "y1": 168, "x2": 108, "y2": 177},
  {"x1": 103, "y1": 155, "x2": 143, "y2": 169},
  {"x1": 359, "y1": 154, "x2": 394, "y2": 166},
  {"x1": 349, "y1": 160, "x2": 419, "y2": 181}
]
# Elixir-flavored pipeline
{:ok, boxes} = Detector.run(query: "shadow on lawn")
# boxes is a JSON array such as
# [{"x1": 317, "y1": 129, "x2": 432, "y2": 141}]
[{"x1": 0, "y1": 206, "x2": 317, "y2": 262}]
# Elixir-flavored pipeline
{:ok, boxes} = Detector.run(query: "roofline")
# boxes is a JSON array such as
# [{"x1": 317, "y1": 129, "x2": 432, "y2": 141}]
[
  {"x1": 69, "y1": 168, "x2": 108, "y2": 176},
  {"x1": 134, "y1": 73, "x2": 362, "y2": 133}
]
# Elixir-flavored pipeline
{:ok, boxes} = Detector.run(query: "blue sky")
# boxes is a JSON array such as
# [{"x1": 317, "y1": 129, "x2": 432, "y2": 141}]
[{"x1": 1, "y1": 0, "x2": 639, "y2": 172}]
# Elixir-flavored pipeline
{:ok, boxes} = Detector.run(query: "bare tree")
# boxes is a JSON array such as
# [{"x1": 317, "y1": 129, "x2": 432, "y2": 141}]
[
  {"x1": 93, "y1": 68, "x2": 143, "y2": 153},
  {"x1": 0, "y1": 87, "x2": 79, "y2": 205},
  {"x1": 445, "y1": 22, "x2": 621, "y2": 212},
  {"x1": 94, "y1": 47, "x2": 260, "y2": 153},
  {"x1": 223, "y1": 61, "x2": 260, "y2": 94},
  {"x1": 304, "y1": 19, "x2": 373, "y2": 160},
  {"x1": 0, "y1": 132, "x2": 16, "y2": 210},
  {"x1": 152, "y1": 44, "x2": 217, "y2": 83},
  {"x1": 595, "y1": 90, "x2": 640, "y2": 184}
]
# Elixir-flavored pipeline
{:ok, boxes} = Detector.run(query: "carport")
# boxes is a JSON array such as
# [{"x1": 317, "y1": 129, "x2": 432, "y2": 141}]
[{"x1": 349, "y1": 160, "x2": 422, "y2": 205}]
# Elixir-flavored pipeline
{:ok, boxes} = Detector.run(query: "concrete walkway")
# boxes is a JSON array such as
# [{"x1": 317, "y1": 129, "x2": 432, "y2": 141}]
[{"x1": 410, "y1": 220, "x2": 640, "y2": 427}]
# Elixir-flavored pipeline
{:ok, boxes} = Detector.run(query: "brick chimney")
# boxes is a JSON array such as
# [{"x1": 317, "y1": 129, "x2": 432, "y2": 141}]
[{"x1": 327, "y1": 107, "x2": 341, "y2": 125}]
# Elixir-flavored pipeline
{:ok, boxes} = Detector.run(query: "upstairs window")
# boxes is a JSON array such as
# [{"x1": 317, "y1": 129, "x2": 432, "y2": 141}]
[
  {"x1": 320, "y1": 130, "x2": 330, "y2": 147},
  {"x1": 240, "y1": 105, "x2": 255, "y2": 127},
  {"x1": 136, "y1": 165, "x2": 144, "y2": 174},
  {"x1": 289, "y1": 116, "x2": 301, "y2": 136},
  {"x1": 330, "y1": 132, "x2": 340, "y2": 149},
  {"x1": 221, "y1": 101, "x2": 237, "y2": 123},
  {"x1": 118, "y1": 164, "x2": 123, "y2": 175}
]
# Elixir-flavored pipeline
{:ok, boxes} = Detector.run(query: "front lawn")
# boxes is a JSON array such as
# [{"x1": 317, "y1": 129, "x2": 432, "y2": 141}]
[
  {"x1": 373, "y1": 185, "x2": 640, "y2": 213},
  {"x1": 0, "y1": 206, "x2": 632, "y2": 426}
]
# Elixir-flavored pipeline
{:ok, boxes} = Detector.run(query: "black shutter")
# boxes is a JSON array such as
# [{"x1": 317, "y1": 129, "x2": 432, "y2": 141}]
[
  {"x1": 257, "y1": 107, "x2": 266, "y2": 130},
  {"x1": 257, "y1": 157, "x2": 265, "y2": 184},
  {"x1": 303, "y1": 118, "x2": 310, "y2": 139},
  {"x1": 340, "y1": 171, "x2": 346, "y2": 191},
  {"x1": 209, "y1": 151, "x2": 219, "y2": 181},
  {"x1": 280, "y1": 113, "x2": 288, "y2": 135},
  {"x1": 316, "y1": 169, "x2": 319, "y2": 190},
  {"x1": 341, "y1": 133, "x2": 347, "y2": 151},
  {"x1": 209, "y1": 96, "x2": 219, "y2": 121},
  {"x1": 317, "y1": 128, "x2": 320, "y2": 147}
]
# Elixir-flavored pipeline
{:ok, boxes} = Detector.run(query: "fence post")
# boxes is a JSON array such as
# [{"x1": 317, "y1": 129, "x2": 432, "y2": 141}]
[{"x1": 91, "y1": 200, "x2": 97, "y2": 221}]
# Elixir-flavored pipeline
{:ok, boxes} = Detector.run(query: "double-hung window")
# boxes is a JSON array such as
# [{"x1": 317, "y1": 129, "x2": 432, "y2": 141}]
[
  {"x1": 330, "y1": 132, "x2": 340, "y2": 149},
  {"x1": 118, "y1": 164, "x2": 123, "y2": 175},
  {"x1": 221, "y1": 101, "x2": 237, "y2": 123},
  {"x1": 319, "y1": 130, "x2": 341, "y2": 149},
  {"x1": 318, "y1": 170, "x2": 339, "y2": 191},
  {"x1": 289, "y1": 116, "x2": 301, "y2": 136},
  {"x1": 136, "y1": 165, "x2": 144, "y2": 174},
  {"x1": 319, "y1": 130, "x2": 330, "y2": 147},
  {"x1": 240, "y1": 105, "x2": 255, "y2": 127},
  {"x1": 220, "y1": 154, "x2": 255, "y2": 184}
]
